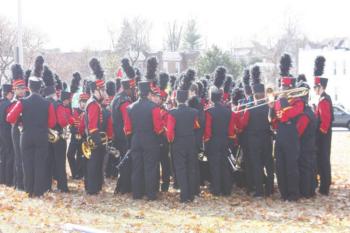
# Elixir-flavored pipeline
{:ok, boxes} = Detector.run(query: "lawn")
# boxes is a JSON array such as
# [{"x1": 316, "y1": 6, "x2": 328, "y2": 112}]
[{"x1": 1, "y1": 130, "x2": 349, "y2": 232}]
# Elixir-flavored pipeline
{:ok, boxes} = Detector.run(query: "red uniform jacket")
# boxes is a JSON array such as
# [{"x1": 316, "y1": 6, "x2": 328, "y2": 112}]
[{"x1": 7, "y1": 101, "x2": 56, "y2": 128}]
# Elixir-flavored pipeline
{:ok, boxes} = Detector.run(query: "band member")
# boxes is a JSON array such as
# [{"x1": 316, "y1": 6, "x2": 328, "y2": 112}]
[
  {"x1": 150, "y1": 72, "x2": 171, "y2": 192},
  {"x1": 204, "y1": 66, "x2": 236, "y2": 196},
  {"x1": 240, "y1": 66, "x2": 274, "y2": 197},
  {"x1": 7, "y1": 55, "x2": 57, "y2": 197},
  {"x1": 67, "y1": 73, "x2": 85, "y2": 179},
  {"x1": 103, "y1": 80, "x2": 116, "y2": 178},
  {"x1": 166, "y1": 89, "x2": 200, "y2": 202},
  {"x1": 84, "y1": 58, "x2": 111, "y2": 195},
  {"x1": 70, "y1": 72, "x2": 82, "y2": 111},
  {"x1": 9, "y1": 64, "x2": 27, "y2": 190},
  {"x1": 188, "y1": 74, "x2": 205, "y2": 194},
  {"x1": 239, "y1": 69, "x2": 254, "y2": 192},
  {"x1": 295, "y1": 77, "x2": 317, "y2": 198},
  {"x1": 125, "y1": 78, "x2": 164, "y2": 200},
  {"x1": 313, "y1": 56, "x2": 333, "y2": 196},
  {"x1": 42, "y1": 66, "x2": 70, "y2": 192},
  {"x1": 269, "y1": 54, "x2": 304, "y2": 201},
  {"x1": 0, "y1": 83, "x2": 14, "y2": 186},
  {"x1": 112, "y1": 58, "x2": 136, "y2": 194}
]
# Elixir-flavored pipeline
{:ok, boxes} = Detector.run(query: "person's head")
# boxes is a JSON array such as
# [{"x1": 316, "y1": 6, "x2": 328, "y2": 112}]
[
  {"x1": 138, "y1": 81, "x2": 151, "y2": 99},
  {"x1": 90, "y1": 80, "x2": 106, "y2": 101},
  {"x1": 176, "y1": 90, "x2": 189, "y2": 105},
  {"x1": 313, "y1": 56, "x2": 327, "y2": 96},
  {"x1": 2, "y1": 84, "x2": 13, "y2": 100},
  {"x1": 314, "y1": 77, "x2": 327, "y2": 96},
  {"x1": 60, "y1": 91, "x2": 71, "y2": 106},
  {"x1": 28, "y1": 77, "x2": 42, "y2": 94},
  {"x1": 79, "y1": 93, "x2": 89, "y2": 109},
  {"x1": 210, "y1": 86, "x2": 222, "y2": 103},
  {"x1": 121, "y1": 79, "x2": 134, "y2": 97}
]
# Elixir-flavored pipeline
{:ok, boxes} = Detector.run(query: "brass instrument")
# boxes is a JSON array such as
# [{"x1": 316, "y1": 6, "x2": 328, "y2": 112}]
[
  {"x1": 235, "y1": 87, "x2": 309, "y2": 113},
  {"x1": 82, "y1": 132, "x2": 109, "y2": 159},
  {"x1": 48, "y1": 129, "x2": 60, "y2": 143},
  {"x1": 61, "y1": 126, "x2": 70, "y2": 140}
]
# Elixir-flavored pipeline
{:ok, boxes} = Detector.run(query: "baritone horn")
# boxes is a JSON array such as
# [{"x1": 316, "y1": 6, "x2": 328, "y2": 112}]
[
  {"x1": 235, "y1": 87, "x2": 309, "y2": 113},
  {"x1": 82, "y1": 132, "x2": 109, "y2": 159},
  {"x1": 48, "y1": 129, "x2": 60, "y2": 143}
]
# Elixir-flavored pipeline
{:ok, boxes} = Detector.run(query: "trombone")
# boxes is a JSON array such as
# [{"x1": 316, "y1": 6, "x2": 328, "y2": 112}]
[{"x1": 234, "y1": 87, "x2": 309, "y2": 113}]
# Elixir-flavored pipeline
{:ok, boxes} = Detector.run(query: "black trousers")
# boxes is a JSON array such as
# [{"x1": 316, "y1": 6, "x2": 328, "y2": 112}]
[
  {"x1": 85, "y1": 145, "x2": 105, "y2": 195},
  {"x1": 67, "y1": 139, "x2": 84, "y2": 178},
  {"x1": 48, "y1": 139, "x2": 68, "y2": 191},
  {"x1": 20, "y1": 131, "x2": 48, "y2": 197},
  {"x1": 275, "y1": 124, "x2": 300, "y2": 201},
  {"x1": 299, "y1": 147, "x2": 316, "y2": 198},
  {"x1": 159, "y1": 136, "x2": 170, "y2": 191},
  {"x1": 240, "y1": 133, "x2": 253, "y2": 192},
  {"x1": 172, "y1": 136, "x2": 197, "y2": 202},
  {"x1": 0, "y1": 128, "x2": 14, "y2": 186},
  {"x1": 115, "y1": 139, "x2": 132, "y2": 194},
  {"x1": 12, "y1": 125, "x2": 24, "y2": 190},
  {"x1": 206, "y1": 137, "x2": 232, "y2": 196},
  {"x1": 246, "y1": 132, "x2": 274, "y2": 196},
  {"x1": 131, "y1": 132, "x2": 160, "y2": 200},
  {"x1": 316, "y1": 130, "x2": 332, "y2": 195}
]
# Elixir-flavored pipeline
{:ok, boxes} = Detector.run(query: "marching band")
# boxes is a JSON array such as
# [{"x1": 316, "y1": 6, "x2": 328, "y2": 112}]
[{"x1": 0, "y1": 53, "x2": 333, "y2": 203}]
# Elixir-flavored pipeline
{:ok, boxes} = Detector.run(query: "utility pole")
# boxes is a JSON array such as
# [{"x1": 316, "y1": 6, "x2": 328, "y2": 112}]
[{"x1": 16, "y1": 0, "x2": 24, "y2": 66}]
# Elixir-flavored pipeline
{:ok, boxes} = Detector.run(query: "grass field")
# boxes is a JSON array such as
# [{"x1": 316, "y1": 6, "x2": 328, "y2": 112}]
[{"x1": 1, "y1": 129, "x2": 349, "y2": 232}]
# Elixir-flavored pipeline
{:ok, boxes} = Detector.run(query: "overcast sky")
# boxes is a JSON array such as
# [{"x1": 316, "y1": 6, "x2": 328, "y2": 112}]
[{"x1": 0, "y1": 0, "x2": 349, "y2": 52}]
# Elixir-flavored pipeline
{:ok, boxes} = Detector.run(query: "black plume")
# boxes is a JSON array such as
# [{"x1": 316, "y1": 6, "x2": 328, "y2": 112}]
[
  {"x1": 186, "y1": 69, "x2": 196, "y2": 83},
  {"x1": 63, "y1": 82, "x2": 68, "y2": 91},
  {"x1": 224, "y1": 75, "x2": 233, "y2": 93},
  {"x1": 196, "y1": 81, "x2": 204, "y2": 97},
  {"x1": 242, "y1": 69, "x2": 250, "y2": 86},
  {"x1": 170, "y1": 75, "x2": 177, "y2": 89},
  {"x1": 25, "y1": 69, "x2": 31, "y2": 87},
  {"x1": 201, "y1": 78, "x2": 208, "y2": 90},
  {"x1": 70, "y1": 72, "x2": 81, "y2": 94},
  {"x1": 83, "y1": 80, "x2": 91, "y2": 94},
  {"x1": 89, "y1": 58, "x2": 104, "y2": 80},
  {"x1": 33, "y1": 55, "x2": 44, "y2": 77},
  {"x1": 279, "y1": 53, "x2": 292, "y2": 77},
  {"x1": 159, "y1": 72, "x2": 169, "y2": 91},
  {"x1": 135, "y1": 68, "x2": 141, "y2": 83},
  {"x1": 145, "y1": 56, "x2": 158, "y2": 80},
  {"x1": 179, "y1": 74, "x2": 193, "y2": 91},
  {"x1": 106, "y1": 80, "x2": 116, "y2": 96},
  {"x1": 297, "y1": 74, "x2": 307, "y2": 83},
  {"x1": 214, "y1": 66, "x2": 226, "y2": 88},
  {"x1": 55, "y1": 74, "x2": 63, "y2": 90},
  {"x1": 11, "y1": 64, "x2": 24, "y2": 81},
  {"x1": 42, "y1": 66, "x2": 55, "y2": 87},
  {"x1": 121, "y1": 58, "x2": 135, "y2": 79},
  {"x1": 251, "y1": 65, "x2": 261, "y2": 84},
  {"x1": 205, "y1": 74, "x2": 211, "y2": 81},
  {"x1": 314, "y1": 56, "x2": 326, "y2": 76}
]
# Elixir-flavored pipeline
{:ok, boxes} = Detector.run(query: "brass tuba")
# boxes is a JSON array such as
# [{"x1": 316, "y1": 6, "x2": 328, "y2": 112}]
[
  {"x1": 82, "y1": 132, "x2": 109, "y2": 159},
  {"x1": 48, "y1": 129, "x2": 60, "y2": 143}
]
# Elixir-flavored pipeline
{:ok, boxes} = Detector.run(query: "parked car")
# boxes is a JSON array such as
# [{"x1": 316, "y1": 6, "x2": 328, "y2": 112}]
[{"x1": 333, "y1": 105, "x2": 350, "y2": 130}]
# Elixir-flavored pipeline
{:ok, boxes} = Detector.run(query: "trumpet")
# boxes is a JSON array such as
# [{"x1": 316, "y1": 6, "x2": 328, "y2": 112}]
[
  {"x1": 82, "y1": 132, "x2": 109, "y2": 159},
  {"x1": 48, "y1": 129, "x2": 60, "y2": 143},
  {"x1": 235, "y1": 87, "x2": 309, "y2": 113}
]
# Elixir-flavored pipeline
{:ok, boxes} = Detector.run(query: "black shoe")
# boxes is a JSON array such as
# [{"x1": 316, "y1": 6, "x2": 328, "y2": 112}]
[{"x1": 161, "y1": 183, "x2": 169, "y2": 192}]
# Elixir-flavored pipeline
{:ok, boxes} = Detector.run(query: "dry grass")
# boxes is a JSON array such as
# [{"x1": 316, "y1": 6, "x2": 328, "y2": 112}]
[{"x1": 1, "y1": 130, "x2": 350, "y2": 233}]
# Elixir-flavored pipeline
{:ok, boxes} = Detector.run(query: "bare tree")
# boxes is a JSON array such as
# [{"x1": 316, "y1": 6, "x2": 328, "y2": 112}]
[
  {"x1": 165, "y1": 21, "x2": 183, "y2": 51},
  {"x1": 110, "y1": 17, "x2": 151, "y2": 65},
  {"x1": 0, "y1": 16, "x2": 45, "y2": 85},
  {"x1": 0, "y1": 17, "x2": 16, "y2": 84}
]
